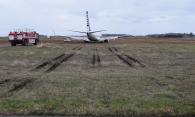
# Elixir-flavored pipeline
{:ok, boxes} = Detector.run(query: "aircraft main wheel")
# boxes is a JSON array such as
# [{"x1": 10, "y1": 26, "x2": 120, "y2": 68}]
[
  {"x1": 84, "y1": 40, "x2": 90, "y2": 43},
  {"x1": 104, "y1": 40, "x2": 109, "y2": 43}
]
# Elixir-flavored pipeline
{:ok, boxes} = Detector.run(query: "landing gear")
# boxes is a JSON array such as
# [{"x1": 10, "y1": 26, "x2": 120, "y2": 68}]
[
  {"x1": 84, "y1": 40, "x2": 90, "y2": 43},
  {"x1": 104, "y1": 40, "x2": 109, "y2": 43}
]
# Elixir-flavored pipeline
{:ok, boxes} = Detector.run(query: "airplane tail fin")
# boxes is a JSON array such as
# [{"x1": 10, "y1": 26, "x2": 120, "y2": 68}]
[
  {"x1": 86, "y1": 11, "x2": 106, "y2": 34},
  {"x1": 86, "y1": 11, "x2": 91, "y2": 32},
  {"x1": 68, "y1": 11, "x2": 106, "y2": 34}
]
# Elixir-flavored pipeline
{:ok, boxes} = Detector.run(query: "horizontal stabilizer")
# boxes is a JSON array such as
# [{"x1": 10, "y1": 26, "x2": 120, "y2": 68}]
[
  {"x1": 90, "y1": 30, "x2": 106, "y2": 34},
  {"x1": 68, "y1": 30, "x2": 87, "y2": 34}
]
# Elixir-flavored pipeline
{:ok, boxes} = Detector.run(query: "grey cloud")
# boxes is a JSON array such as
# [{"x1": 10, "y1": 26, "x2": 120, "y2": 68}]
[{"x1": 0, "y1": 0, "x2": 195, "y2": 36}]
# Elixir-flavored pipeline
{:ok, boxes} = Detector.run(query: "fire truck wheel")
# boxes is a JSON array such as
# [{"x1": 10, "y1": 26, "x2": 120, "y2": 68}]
[
  {"x1": 34, "y1": 39, "x2": 38, "y2": 45},
  {"x1": 11, "y1": 42, "x2": 16, "y2": 46},
  {"x1": 23, "y1": 39, "x2": 28, "y2": 46}
]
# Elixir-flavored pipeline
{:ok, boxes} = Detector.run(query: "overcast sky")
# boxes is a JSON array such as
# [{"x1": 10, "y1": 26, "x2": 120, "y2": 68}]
[{"x1": 0, "y1": 0, "x2": 195, "y2": 36}]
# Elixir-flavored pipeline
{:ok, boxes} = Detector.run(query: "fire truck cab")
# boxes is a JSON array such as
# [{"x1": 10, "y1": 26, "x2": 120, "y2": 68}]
[{"x1": 8, "y1": 31, "x2": 39, "y2": 46}]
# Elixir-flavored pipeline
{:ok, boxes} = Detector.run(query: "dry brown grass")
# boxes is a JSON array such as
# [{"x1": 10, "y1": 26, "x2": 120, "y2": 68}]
[
  {"x1": 111, "y1": 38, "x2": 195, "y2": 44},
  {"x1": 0, "y1": 38, "x2": 195, "y2": 116}
]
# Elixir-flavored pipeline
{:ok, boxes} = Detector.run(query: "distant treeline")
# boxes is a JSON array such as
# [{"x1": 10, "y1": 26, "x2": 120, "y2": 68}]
[
  {"x1": 0, "y1": 37, "x2": 8, "y2": 40},
  {"x1": 147, "y1": 33, "x2": 194, "y2": 38}
]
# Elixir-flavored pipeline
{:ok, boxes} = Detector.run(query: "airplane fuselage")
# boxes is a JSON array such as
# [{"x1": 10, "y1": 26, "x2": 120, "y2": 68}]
[{"x1": 87, "y1": 33, "x2": 99, "y2": 42}]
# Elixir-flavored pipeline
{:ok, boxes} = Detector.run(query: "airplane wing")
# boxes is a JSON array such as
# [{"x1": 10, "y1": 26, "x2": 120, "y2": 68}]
[
  {"x1": 99, "y1": 35, "x2": 129, "y2": 41},
  {"x1": 64, "y1": 36, "x2": 89, "y2": 42},
  {"x1": 90, "y1": 30, "x2": 106, "y2": 34},
  {"x1": 99, "y1": 36, "x2": 120, "y2": 41},
  {"x1": 67, "y1": 30, "x2": 87, "y2": 34}
]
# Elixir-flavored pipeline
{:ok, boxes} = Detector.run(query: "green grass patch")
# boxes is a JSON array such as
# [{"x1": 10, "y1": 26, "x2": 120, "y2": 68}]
[{"x1": 0, "y1": 97, "x2": 194, "y2": 116}]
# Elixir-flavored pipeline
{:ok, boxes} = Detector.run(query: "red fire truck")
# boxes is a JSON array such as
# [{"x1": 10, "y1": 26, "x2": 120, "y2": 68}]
[{"x1": 8, "y1": 30, "x2": 39, "y2": 46}]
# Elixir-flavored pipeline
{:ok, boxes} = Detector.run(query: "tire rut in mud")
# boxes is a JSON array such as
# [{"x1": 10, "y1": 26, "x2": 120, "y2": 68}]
[
  {"x1": 97, "y1": 52, "x2": 101, "y2": 66},
  {"x1": 32, "y1": 54, "x2": 65, "y2": 71},
  {"x1": 0, "y1": 79, "x2": 11, "y2": 85},
  {"x1": 116, "y1": 53, "x2": 133, "y2": 67},
  {"x1": 108, "y1": 47, "x2": 145, "y2": 68},
  {"x1": 92, "y1": 52, "x2": 96, "y2": 66},
  {"x1": 72, "y1": 47, "x2": 82, "y2": 50},
  {"x1": 46, "y1": 53, "x2": 75, "y2": 72},
  {"x1": 112, "y1": 47, "x2": 118, "y2": 52},
  {"x1": 92, "y1": 48, "x2": 101, "y2": 67},
  {"x1": 8, "y1": 79, "x2": 35, "y2": 93},
  {"x1": 125, "y1": 55, "x2": 146, "y2": 67},
  {"x1": 0, "y1": 78, "x2": 37, "y2": 98},
  {"x1": 33, "y1": 47, "x2": 83, "y2": 73}
]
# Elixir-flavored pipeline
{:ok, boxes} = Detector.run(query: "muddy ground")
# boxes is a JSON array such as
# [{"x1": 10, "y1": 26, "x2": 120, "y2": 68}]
[{"x1": 0, "y1": 38, "x2": 195, "y2": 116}]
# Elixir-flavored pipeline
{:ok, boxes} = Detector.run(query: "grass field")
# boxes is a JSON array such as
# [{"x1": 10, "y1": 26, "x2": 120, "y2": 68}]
[{"x1": 0, "y1": 39, "x2": 195, "y2": 116}]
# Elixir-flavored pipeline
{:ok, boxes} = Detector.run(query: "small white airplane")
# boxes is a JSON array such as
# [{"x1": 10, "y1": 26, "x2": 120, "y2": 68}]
[{"x1": 67, "y1": 11, "x2": 119, "y2": 43}]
